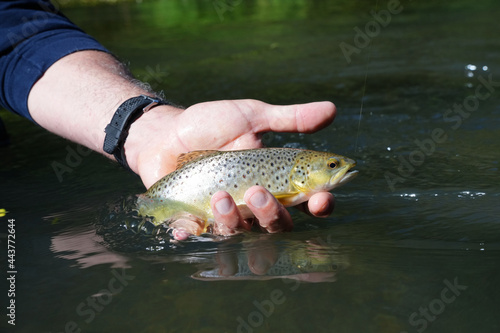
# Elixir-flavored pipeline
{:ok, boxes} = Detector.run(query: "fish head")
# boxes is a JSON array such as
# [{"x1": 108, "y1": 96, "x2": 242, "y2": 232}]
[{"x1": 291, "y1": 151, "x2": 358, "y2": 193}]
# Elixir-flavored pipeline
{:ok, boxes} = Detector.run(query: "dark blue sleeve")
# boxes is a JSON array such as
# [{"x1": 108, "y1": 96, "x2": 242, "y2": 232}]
[{"x1": 0, "y1": 0, "x2": 109, "y2": 122}]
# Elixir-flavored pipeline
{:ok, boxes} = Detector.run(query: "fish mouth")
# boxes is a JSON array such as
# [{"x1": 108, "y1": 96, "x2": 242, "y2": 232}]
[
  {"x1": 329, "y1": 159, "x2": 358, "y2": 188},
  {"x1": 338, "y1": 168, "x2": 358, "y2": 185}
]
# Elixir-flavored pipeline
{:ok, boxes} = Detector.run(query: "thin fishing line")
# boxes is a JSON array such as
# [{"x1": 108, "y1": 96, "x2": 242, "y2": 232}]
[
  {"x1": 354, "y1": 60, "x2": 370, "y2": 153},
  {"x1": 354, "y1": 0, "x2": 379, "y2": 153}
]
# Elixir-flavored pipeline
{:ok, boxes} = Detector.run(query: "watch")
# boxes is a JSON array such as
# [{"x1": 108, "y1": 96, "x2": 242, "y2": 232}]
[{"x1": 103, "y1": 95, "x2": 170, "y2": 171}]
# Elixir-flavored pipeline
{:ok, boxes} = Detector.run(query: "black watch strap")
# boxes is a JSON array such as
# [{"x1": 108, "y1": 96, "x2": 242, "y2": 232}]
[{"x1": 103, "y1": 95, "x2": 169, "y2": 171}]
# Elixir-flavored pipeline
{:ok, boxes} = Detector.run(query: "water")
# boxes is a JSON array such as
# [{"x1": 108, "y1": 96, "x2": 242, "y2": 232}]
[{"x1": 1, "y1": 0, "x2": 499, "y2": 332}]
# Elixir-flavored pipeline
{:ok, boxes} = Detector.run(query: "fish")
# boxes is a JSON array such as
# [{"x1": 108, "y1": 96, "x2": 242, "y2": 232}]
[{"x1": 136, "y1": 148, "x2": 358, "y2": 235}]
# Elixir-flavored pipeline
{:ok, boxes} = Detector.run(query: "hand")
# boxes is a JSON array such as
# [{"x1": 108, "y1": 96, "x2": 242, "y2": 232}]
[{"x1": 126, "y1": 99, "x2": 337, "y2": 239}]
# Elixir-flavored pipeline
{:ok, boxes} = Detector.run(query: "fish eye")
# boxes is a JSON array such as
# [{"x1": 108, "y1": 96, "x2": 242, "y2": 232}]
[{"x1": 327, "y1": 159, "x2": 338, "y2": 168}]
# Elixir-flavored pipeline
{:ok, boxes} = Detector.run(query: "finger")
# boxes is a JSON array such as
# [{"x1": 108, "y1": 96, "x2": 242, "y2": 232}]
[
  {"x1": 170, "y1": 218, "x2": 206, "y2": 240},
  {"x1": 246, "y1": 241, "x2": 278, "y2": 275},
  {"x1": 211, "y1": 191, "x2": 252, "y2": 235},
  {"x1": 297, "y1": 192, "x2": 335, "y2": 218},
  {"x1": 172, "y1": 229, "x2": 191, "y2": 241},
  {"x1": 215, "y1": 251, "x2": 239, "y2": 277},
  {"x1": 244, "y1": 186, "x2": 293, "y2": 233},
  {"x1": 240, "y1": 100, "x2": 336, "y2": 134}
]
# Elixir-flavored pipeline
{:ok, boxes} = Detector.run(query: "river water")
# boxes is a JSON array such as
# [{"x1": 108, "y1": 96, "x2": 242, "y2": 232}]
[{"x1": 1, "y1": 0, "x2": 499, "y2": 332}]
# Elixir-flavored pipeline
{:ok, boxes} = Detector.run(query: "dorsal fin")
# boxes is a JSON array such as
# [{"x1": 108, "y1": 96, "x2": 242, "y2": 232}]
[{"x1": 176, "y1": 150, "x2": 219, "y2": 169}]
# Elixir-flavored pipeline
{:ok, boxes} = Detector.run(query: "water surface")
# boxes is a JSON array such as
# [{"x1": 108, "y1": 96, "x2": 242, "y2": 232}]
[{"x1": 1, "y1": 1, "x2": 499, "y2": 332}]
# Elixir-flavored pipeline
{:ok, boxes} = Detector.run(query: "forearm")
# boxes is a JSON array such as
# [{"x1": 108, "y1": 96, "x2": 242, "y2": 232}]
[
  {"x1": 0, "y1": 1, "x2": 182, "y2": 178},
  {"x1": 27, "y1": 50, "x2": 182, "y2": 174}
]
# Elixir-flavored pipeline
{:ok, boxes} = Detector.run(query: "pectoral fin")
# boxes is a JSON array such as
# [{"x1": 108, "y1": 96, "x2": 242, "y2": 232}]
[
  {"x1": 235, "y1": 192, "x2": 303, "y2": 218},
  {"x1": 273, "y1": 192, "x2": 305, "y2": 207}
]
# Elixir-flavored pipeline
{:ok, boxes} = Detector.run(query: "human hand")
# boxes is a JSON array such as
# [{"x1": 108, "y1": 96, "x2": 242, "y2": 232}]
[{"x1": 125, "y1": 99, "x2": 336, "y2": 239}]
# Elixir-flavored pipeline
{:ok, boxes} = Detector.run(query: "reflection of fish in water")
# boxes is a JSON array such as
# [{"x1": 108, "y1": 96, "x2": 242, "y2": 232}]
[
  {"x1": 137, "y1": 148, "x2": 358, "y2": 235},
  {"x1": 191, "y1": 240, "x2": 350, "y2": 282}
]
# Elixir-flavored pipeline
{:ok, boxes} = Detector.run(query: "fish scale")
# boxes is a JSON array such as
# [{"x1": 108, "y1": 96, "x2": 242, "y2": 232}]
[
  {"x1": 137, "y1": 148, "x2": 357, "y2": 235},
  {"x1": 148, "y1": 149, "x2": 300, "y2": 201}
]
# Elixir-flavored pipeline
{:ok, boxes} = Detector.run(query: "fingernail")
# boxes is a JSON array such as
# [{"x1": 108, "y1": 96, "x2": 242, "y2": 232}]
[
  {"x1": 249, "y1": 190, "x2": 268, "y2": 208},
  {"x1": 215, "y1": 197, "x2": 233, "y2": 215}
]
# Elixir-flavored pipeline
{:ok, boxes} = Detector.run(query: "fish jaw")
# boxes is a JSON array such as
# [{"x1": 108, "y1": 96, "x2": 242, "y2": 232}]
[{"x1": 337, "y1": 169, "x2": 358, "y2": 187}]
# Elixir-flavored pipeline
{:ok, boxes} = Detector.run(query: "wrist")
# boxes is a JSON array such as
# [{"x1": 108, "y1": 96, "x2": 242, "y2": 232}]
[
  {"x1": 122, "y1": 104, "x2": 183, "y2": 187},
  {"x1": 103, "y1": 95, "x2": 170, "y2": 170}
]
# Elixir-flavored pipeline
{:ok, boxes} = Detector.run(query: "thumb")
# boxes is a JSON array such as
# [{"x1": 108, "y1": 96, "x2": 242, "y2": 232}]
[{"x1": 246, "y1": 100, "x2": 336, "y2": 134}]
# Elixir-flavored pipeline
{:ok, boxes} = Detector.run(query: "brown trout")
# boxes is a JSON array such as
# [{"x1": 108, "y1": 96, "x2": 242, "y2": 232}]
[{"x1": 137, "y1": 148, "x2": 358, "y2": 235}]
